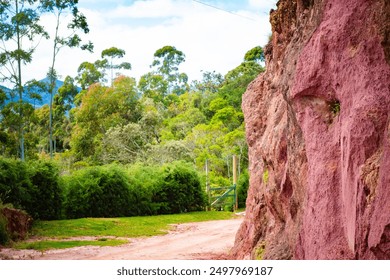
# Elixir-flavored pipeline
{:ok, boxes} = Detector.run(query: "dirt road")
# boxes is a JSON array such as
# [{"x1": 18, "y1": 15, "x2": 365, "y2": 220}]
[{"x1": 0, "y1": 216, "x2": 243, "y2": 260}]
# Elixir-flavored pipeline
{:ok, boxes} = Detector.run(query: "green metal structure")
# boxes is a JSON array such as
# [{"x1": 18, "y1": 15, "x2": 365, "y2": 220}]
[{"x1": 209, "y1": 184, "x2": 237, "y2": 210}]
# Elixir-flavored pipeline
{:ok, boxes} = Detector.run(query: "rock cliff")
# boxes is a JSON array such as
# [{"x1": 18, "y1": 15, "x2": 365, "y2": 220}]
[{"x1": 232, "y1": 0, "x2": 390, "y2": 259}]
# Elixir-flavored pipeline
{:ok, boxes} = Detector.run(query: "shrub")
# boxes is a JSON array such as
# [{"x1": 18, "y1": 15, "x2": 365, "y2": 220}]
[
  {"x1": 154, "y1": 162, "x2": 206, "y2": 214},
  {"x1": 237, "y1": 169, "x2": 250, "y2": 208},
  {"x1": 64, "y1": 165, "x2": 132, "y2": 218},
  {"x1": 0, "y1": 158, "x2": 64, "y2": 220},
  {"x1": 27, "y1": 161, "x2": 64, "y2": 220},
  {"x1": 0, "y1": 157, "x2": 31, "y2": 210},
  {"x1": 126, "y1": 164, "x2": 163, "y2": 216}
]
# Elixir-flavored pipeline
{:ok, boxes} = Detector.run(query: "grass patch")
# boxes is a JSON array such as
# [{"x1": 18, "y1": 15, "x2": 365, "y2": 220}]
[
  {"x1": 329, "y1": 99, "x2": 341, "y2": 116},
  {"x1": 30, "y1": 211, "x2": 235, "y2": 239},
  {"x1": 14, "y1": 239, "x2": 128, "y2": 251},
  {"x1": 255, "y1": 241, "x2": 266, "y2": 260},
  {"x1": 262, "y1": 169, "x2": 269, "y2": 184}
]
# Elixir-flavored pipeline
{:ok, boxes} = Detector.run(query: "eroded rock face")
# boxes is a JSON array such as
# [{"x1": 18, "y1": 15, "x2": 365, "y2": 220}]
[
  {"x1": 232, "y1": 0, "x2": 390, "y2": 259},
  {"x1": 1, "y1": 207, "x2": 33, "y2": 241}
]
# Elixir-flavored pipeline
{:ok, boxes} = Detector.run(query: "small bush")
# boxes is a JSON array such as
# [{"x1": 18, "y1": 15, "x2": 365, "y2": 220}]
[
  {"x1": 154, "y1": 162, "x2": 206, "y2": 214},
  {"x1": 329, "y1": 99, "x2": 341, "y2": 116},
  {"x1": 64, "y1": 165, "x2": 132, "y2": 218}
]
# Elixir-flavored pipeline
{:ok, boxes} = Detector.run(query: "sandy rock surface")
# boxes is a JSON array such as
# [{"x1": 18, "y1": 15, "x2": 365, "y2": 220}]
[{"x1": 232, "y1": 0, "x2": 390, "y2": 260}]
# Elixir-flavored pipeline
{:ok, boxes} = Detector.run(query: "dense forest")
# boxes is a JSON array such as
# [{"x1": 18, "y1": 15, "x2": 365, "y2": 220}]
[{"x1": 0, "y1": 1, "x2": 264, "y2": 229}]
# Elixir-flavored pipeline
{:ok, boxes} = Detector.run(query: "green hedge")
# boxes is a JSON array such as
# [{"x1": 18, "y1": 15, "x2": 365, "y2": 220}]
[
  {"x1": 65, "y1": 162, "x2": 206, "y2": 218},
  {"x1": 64, "y1": 165, "x2": 132, "y2": 218},
  {"x1": 0, "y1": 157, "x2": 31, "y2": 210},
  {"x1": 0, "y1": 157, "x2": 63, "y2": 220},
  {"x1": 126, "y1": 164, "x2": 163, "y2": 216},
  {"x1": 237, "y1": 169, "x2": 249, "y2": 208},
  {"x1": 27, "y1": 161, "x2": 64, "y2": 220},
  {"x1": 154, "y1": 162, "x2": 206, "y2": 214},
  {"x1": 0, "y1": 157, "x2": 207, "y2": 220}
]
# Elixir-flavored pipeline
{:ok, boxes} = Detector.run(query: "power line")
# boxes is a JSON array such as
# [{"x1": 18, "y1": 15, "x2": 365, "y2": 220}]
[{"x1": 192, "y1": 0, "x2": 258, "y2": 22}]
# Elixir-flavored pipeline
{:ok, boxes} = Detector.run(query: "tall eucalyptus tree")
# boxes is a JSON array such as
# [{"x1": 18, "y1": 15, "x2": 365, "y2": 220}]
[
  {"x1": 40, "y1": 0, "x2": 93, "y2": 158},
  {"x1": 0, "y1": 0, "x2": 48, "y2": 160}
]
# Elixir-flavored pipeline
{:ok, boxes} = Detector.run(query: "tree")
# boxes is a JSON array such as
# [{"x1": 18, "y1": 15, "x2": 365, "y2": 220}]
[
  {"x1": 244, "y1": 46, "x2": 264, "y2": 64},
  {"x1": 151, "y1": 45, "x2": 188, "y2": 96},
  {"x1": 191, "y1": 70, "x2": 224, "y2": 94},
  {"x1": 164, "y1": 108, "x2": 206, "y2": 140},
  {"x1": 138, "y1": 72, "x2": 168, "y2": 103},
  {"x1": 214, "y1": 46, "x2": 265, "y2": 110},
  {"x1": 71, "y1": 76, "x2": 139, "y2": 162},
  {"x1": 52, "y1": 76, "x2": 79, "y2": 152},
  {"x1": 102, "y1": 123, "x2": 147, "y2": 164},
  {"x1": 101, "y1": 47, "x2": 131, "y2": 85},
  {"x1": 76, "y1": 61, "x2": 104, "y2": 90},
  {"x1": 40, "y1": 0, "x2": 93, "y2": 158},
  {"x1": 0, "y1": 0, "x2": 48, "y2": 160}
]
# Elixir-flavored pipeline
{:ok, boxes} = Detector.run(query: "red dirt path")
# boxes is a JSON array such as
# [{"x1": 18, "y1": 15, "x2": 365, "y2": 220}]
[{"x1": 0, "y1": 217, "x2": 243, "y2": 260}]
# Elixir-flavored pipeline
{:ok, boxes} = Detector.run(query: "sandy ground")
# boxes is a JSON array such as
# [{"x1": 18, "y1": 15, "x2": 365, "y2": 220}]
[{"x1": 0, "y1": 216, "x2": 243, "y2": 260}]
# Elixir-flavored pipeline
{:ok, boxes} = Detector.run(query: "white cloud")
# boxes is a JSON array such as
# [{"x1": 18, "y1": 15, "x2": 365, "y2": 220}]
[
  {"x1": 248, "y1": 0, "x2": 277, "y2": 10},
  {"x1": 21, "y1": 0, "x2": 274, "y2": 85},
  {"x1": 107, "y1": 0, "x2": 187, "y2": 19}
]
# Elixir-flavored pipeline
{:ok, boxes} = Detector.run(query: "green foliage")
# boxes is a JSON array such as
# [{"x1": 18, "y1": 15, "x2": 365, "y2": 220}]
[
  {"x1": 237, "y1": 169, "x2": 249, "y2": 208},
  {"x1": 154, "y1": 162, "x2": 206, "y2": 214},
  {"x1": 0, "y1": 157, "x2": 31, "y2": 210},
  {"x1": 164, "y1": 107, "x2": 206, "y2": 140},
  {"x1": 101, "y1": 46, "x2": 131, "y2": 84},
  {"x1": 145, "y1": 140, "x2": 193, "y2": 165},
  {"x1": 255, "y1": 241, "x2": 266, "y2": 260},
  {"x1": 329, "y1": 99, "x2": 341, "y2": 116},
  {"x1": 0, "y1": 44, "x2": 261, "y2": 220},
  {"x1": 102, "y1": 123, "x2": 147, "y2": 164},
  {"x1": 125, "y1": 164, "x2": 163, "y2": 216},
  {"x1": 138, "y1": 72, "x2": 169, "y2": 102},
  {"x1": 219, "y1": 60, "x2": 264, "y2": 110},
  {"x1": 244, "y1": 46, "x2": 265, "y2": 64},
  {"x1": 71, "y1": 76, "x2": 140, "y2": 162},
  {"x1": 150, "y1": 45, "x2": 188, "y2": 95},
  {"x1": 14, "y1": 239, "x2": 128, "y2": 251},
  {"x1": 64, "y1": 165, "x2": 132, "y2": 218},
  {"x1": 0, "y1": 0, "x2": 50, "y2": 160},
  {"x1": 0, "y1": 157, "x2": 63, "y2": 220},
  {"x1": 191, "y1": 71, "x2": 224, "y2": 94},
  {"x1": 102, "y1": 47, "x2": 126, "y2": 59},
  {"x1": 27, "y1": 161, "x2": 63, "y2": 220},
  {"x1": 0, "y1": 100, "x2": 37, "y2": 158},
  {"x1": 262, "y1": 169, "x2": 269, "y2": 184},
  {"x1": 76, "y1": 61, "x2": 105, "y2": 90},
  {"x1": 51, "y1": 76, "x2": 78, "y2": 152}
]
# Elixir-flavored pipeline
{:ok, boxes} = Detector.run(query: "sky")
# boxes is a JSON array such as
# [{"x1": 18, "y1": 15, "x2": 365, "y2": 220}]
[{"x1": 24, "y1": 0, "x2": 277, "y2": 85}]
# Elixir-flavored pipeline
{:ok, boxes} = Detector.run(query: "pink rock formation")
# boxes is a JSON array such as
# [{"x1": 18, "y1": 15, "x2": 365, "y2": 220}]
[{"x1": 232, "y1": 0, "x2": 390, "y2": 259}]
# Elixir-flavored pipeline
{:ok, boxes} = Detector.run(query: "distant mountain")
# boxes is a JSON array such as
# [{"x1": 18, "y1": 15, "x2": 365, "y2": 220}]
[
  {"x1": 0, "y1": 85, "x2": 11, "y2": 95},
  {"x1": 1, "y1": 78, "x2": 67, "y2": 107}
]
